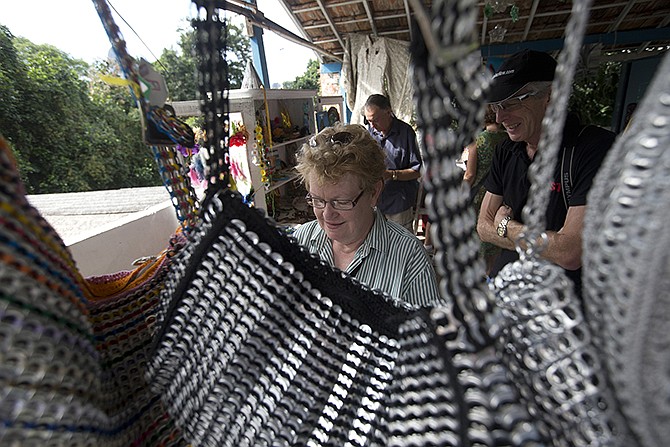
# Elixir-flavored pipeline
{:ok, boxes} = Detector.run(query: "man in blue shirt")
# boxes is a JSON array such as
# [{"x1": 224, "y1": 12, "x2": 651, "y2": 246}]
[{"x1": 363, "y1": 94, "x2": 422, "y2": 232}]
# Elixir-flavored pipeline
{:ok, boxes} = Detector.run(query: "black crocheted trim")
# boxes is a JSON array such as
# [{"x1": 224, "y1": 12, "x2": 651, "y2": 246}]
[{"x1": 153, "y1": 189, "x2": 412, "y2": 352}]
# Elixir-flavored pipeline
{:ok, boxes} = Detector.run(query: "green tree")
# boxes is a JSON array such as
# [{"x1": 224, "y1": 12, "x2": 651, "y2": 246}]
[
  {"x1": 569, "y1": 60, "x2": 620, "y2": 127},
  {"x1": 0, "y1": 26, "x2": 35, "y2": 173},
  {"x1": 283, "y1": 59, "x2": 320, "y2": 91},
  {"x1": 158, "y1": 22, "x2": 251, "y2": 100},
  {"x1": 156, "y1": 31, "x2": 198, "y2": 101},
  {"x1": 12, "y1": 37, "x2": 94, "y2": 192},
  {"x1": 225, "y1": 22, "x2": 252, "y2": 89},
  {"x1": 0, "y1": 29, "x2": 160, "y2": 193},
  {"x1": 87, "y1": 60, "x2": 161, "y2": 190}
]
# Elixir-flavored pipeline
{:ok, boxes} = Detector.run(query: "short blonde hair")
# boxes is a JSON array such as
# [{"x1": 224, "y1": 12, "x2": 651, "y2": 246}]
[{"x1": 295, "y1": 123, "x2": 386, "y2": 191}]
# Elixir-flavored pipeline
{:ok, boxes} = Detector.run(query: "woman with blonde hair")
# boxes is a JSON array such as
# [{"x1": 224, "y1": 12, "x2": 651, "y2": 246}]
[{"x1": 293, "y1": 124, "x2": 442, "y2": 307}]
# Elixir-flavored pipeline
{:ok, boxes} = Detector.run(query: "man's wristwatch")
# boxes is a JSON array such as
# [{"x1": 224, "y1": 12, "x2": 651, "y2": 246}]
[
  {"x1": 392, "y1": 170, "x2": 398, "y2": 181},
  {"x1": 497, "y1": 216, "x2": 511, "y2": 238}
]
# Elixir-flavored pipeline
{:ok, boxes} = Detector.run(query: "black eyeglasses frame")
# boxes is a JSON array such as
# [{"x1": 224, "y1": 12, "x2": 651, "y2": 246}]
[{"x1": 305, "y1": 189, "x2": 366, "y2": 210}]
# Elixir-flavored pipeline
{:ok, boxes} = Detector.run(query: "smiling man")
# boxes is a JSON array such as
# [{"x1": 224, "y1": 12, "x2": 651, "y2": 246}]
[{"x1": 476, "y1": 49, "x2": 615, "y2": 299}]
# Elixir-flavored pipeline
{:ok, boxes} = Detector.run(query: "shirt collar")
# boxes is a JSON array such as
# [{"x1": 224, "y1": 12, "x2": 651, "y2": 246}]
[{"x1": 365, "y1": 208, "x2": 390, "y2": 254}]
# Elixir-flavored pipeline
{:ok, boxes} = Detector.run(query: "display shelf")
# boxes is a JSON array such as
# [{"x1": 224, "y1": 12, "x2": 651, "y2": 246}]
[
  {"x1": 269, "y1": 135, "x2": 310, "y2": 150},
  {"x1": 171, "y1": 89, "x2": 317, "y2": 216},
  {"x1": 266, "y1": 170, "x2": 300, "y2": 194},
  {"x1": 231, "y1": 89, "x2": 315, "y2": 215}
]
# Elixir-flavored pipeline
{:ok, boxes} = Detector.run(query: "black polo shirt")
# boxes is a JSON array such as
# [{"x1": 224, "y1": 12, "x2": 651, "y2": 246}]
[{"x1": 484, "y1": 113, "x2": 616, "y2": 294}]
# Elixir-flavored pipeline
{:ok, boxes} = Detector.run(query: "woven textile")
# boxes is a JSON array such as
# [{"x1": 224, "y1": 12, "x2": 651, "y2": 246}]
[
  {"x1": 0, "y1": 137, "x2": 185, "y2": 445},
  {"x1": 147, "y1": 188, "x2": 545, "y2": 446},
  {"x1": 2, "y1": 0, "x2": 669, "y2": 446}
]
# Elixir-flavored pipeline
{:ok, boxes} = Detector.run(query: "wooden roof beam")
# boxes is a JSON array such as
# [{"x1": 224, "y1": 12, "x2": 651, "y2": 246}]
[
  {"x1": 403, "y1": 0, "x2": 413, "y2": 41},
  {"x1": 361, "y1": 0, "x2": 379, "y2": 37},
  {"x1": 303, "y1": 18, "x2": 370, "y2": 30},
  {"x1": 315, "y1": 0, "x2": 346, "y2": 50},
  {"x1": 302, "y1": 11, "x2": 408, "y2": 30},
  {"x1": 479, "y1": 2, "x2": 640, "y2": 27},
  {"x1": 522, "y1": 0, "x2": 541, "y2": 41},
  {"x1": 635, "y1": 13, "x2": 670, "y2": 53},
  {"x1": 292, "y1": 0, "x2": 362, "y2": 15},
  {"x1": 607, "y1": 0, "x2": 639, "y2": 33},
  {"x1": 223, "y1": 1, "x2": 342, "y2": 61},
  {"x1": 481, "y1": 26, "x2": 670, "y2": 57},
  {"x1": 277, "y1": 0, "x2": 313, "y2": 41}
]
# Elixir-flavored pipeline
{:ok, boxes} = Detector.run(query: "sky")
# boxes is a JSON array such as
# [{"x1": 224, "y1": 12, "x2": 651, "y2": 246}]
[{"x1": 1, "y1": 0, "x2": 317, "y2": 87}]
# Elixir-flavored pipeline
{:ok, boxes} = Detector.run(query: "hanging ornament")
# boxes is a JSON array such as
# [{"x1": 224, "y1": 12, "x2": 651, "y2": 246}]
[
  {"x1": 491, "y1": 0, "x2": 508, "y2": 13},
  {"x1": 489, "y1": 24, "x2": 507, "y2": 43},
  {"x1": 510, "y1": 4, "x2": 520, "y2": 22},
  {"x1": 484, "y1": 2, "x2": 494, "y2": 19}
]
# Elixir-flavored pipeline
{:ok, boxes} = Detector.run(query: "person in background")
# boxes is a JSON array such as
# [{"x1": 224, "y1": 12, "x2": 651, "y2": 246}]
[
  {"x1": 463, "y1": 106, "x2": 508, "y2": 275},
  {"x1": 363, "y1": 94, "x2": 422, "y2": 232},
  {"x1": 477, "y1": 49, "x2": 615, "y2": 299},
  {"x1": 293, "y1": 123, "x2": 442, "y2": 307}
]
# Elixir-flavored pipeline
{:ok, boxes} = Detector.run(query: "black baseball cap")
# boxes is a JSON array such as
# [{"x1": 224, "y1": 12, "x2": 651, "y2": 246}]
[{"x1": 488, "y1": 49, "x2": 557, "y2": 103}]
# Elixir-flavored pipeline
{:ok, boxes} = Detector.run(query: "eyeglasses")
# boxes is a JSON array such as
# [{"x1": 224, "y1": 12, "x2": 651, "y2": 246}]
[
  {"x1": 330, "y1": 131, "x2": 354, "y2": 145},
  {"x1": 490, "y1": 91, "x2": 539, "y2": 113},
  {"x1": 305, "y1": 189, "x2": 365, "y2": 210}
]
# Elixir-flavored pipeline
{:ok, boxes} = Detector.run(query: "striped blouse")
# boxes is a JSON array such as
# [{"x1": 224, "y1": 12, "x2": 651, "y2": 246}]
[{"x1": 293, "y1": 209, "x2": 444, "y2": 308}]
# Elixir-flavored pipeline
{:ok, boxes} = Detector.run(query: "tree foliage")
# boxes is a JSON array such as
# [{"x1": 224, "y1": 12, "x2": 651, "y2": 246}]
[
  {"x1": 283, "y1": 59, "x2": 320, "y2": 91},
  {"x1": 569, "y1": 60, "x2": 621, "y2": 128},
  {"x1": 156, "y1": 31, "x2": 198, "y2": 102},
  {"x1": 157, "y1": 22, "x2": 251, "y2": 100},
  {"x1": 0, "y1": 19, "x2": 627, "y2": 195},
  {"x1": 0, "y1": 25, "x2": 33, "y2": 170},
  {"x1": 0, "y1": 26, "x2": 159, "y2": 193},
  {"x1": 1, "y1": 20, "x2": 252, "y2": 194}
]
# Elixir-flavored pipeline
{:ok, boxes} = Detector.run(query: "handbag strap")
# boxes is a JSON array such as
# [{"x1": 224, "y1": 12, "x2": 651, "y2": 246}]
[
  {"x1": 192, "y1": 0, "x2": 232, "y2": 196},
  {"x1": 93, "y1": 0, "x2": 201, "y2": 231}
]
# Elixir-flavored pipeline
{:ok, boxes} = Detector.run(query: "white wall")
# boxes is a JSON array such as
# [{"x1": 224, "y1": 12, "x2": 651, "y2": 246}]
[{"x1": 67, "y1": 201, "x2": 180, "y2": 278}]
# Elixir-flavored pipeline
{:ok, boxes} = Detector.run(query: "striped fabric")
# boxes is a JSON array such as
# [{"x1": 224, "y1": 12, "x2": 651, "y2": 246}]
[
  {"x1": 0, "y1": 136, "x2": 185, "y2": 445},
  {"x1": 2, "y1": 1, "x2": 667, "y2": 446},
  {"x1": 146, "y1": 189, "x2": 545, "y2": 446},
  {"x1": 293, "y1": 209, "x2": 442, "y2": 307}
]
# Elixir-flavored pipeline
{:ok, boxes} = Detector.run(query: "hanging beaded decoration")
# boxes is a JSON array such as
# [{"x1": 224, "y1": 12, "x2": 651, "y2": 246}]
[
  {"x1": 191, "y1": 0, "x2": 231, "y2": 193},
  {"x1": 92, "y1": 0, "x2": 200, "y2": 231},
  {"x1": 2, "y1": 0, "x2": 669, "y2": 446},
  {"x1": 582, "y1": 51, "x2": 670, "y2": 446},
  {"x1": 256, "y1": 117, "x2": 273, "y2": 189}
]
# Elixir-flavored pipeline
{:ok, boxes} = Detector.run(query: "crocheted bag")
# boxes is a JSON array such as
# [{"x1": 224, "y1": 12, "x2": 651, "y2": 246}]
[
  {"x1": 147, "y1": 185, "x2": 552, "y2": 446},
  {"x1": 146, "y1": 1, "x2": 556, "y2": 445},
  {"x1": 145, "y1": 2, "x2": 545, "y2": 445},
  {"x1": 2, "y1": 0, "x2": 669, "y2": 446},
  {"x1": 0, "y1": 136, "x2": 186, "y2": 445},
  {"x1": 0, "y1": 1, "x2": 197, "y2": 443}
]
